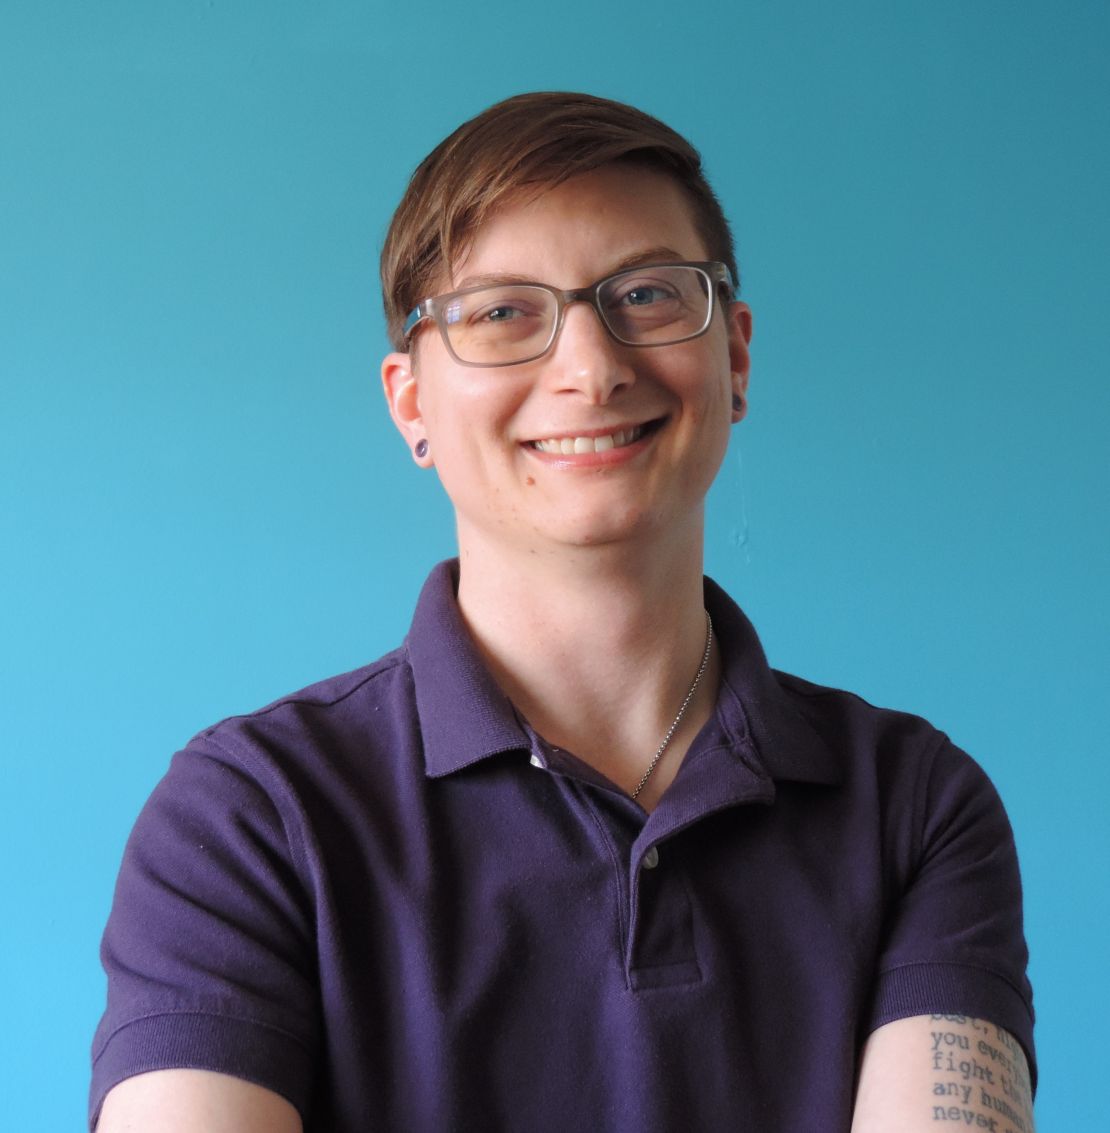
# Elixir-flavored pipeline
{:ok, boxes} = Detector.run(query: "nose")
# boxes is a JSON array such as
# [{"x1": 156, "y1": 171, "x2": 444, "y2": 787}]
[{"x1": 546, "y1": 299, "x2": 634, "y2": 404}]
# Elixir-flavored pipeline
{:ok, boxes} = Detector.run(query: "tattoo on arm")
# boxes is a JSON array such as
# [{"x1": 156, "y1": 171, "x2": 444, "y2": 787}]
[{"x1": 928, "y1": 1015, "x2": 1035, "y2": 1131}]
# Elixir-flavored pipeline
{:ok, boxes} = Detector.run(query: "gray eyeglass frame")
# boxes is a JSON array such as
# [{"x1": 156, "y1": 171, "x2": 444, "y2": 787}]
[{"x1": 402, "y1": 261, "x2": 735, "y2": 367}]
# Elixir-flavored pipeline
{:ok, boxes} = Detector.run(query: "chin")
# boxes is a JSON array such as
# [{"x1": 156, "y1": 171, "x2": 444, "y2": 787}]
[{"x1": 543, "y1": 504, "x2": 671, "y2": 549}]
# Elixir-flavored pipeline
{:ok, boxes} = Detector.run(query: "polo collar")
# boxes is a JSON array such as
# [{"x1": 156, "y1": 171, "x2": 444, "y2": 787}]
[
  {"x1": 407, "y1": 560, "x2": 842, "y2": 786},
  {"x1": 705, "y1": 578, "x2": 843, "y2": 786},
  {"x1": 407, "y1": 561, "x2": 531, "y2": 778}
]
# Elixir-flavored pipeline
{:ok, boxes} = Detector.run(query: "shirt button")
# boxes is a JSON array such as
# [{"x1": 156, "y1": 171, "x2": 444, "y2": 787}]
[
  {"x1": 529, "y1": 753, "x2": 543, "y2": 768},
  {"x1": 642, "y1": 846, "x2": 660, "y2": 870}
]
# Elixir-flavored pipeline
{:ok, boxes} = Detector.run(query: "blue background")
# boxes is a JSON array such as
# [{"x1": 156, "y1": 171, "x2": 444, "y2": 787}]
[{"x1": 3, "y1": 2, "x2": 1106, "y2": 1128}]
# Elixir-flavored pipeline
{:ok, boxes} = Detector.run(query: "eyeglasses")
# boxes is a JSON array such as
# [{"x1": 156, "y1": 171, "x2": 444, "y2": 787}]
[{"x1": 403, "y1": 261, "x2": 734, "y2": 367}]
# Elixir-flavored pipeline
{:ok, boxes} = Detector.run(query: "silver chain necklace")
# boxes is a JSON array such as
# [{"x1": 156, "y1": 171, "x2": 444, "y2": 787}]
[{"x1": 630, "y1": 610, "x2": 714, "y2": 801}]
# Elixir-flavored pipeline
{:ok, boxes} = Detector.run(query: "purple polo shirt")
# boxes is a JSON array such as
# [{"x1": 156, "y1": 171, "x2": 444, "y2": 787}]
[{"x1": 91, "y1": 560, "x2": 1034, "y2": 1131}]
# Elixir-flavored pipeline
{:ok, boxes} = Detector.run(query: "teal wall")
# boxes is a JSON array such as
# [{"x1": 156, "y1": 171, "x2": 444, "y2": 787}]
[{"x1": 3, "y1": 3, "x2": 1106, "y2": 1128}]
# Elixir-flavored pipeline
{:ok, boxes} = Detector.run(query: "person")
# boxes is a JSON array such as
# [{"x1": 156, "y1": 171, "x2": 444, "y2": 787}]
[{"x1": 91, "y1": 92, "x2": 1036, "y2": 1132}]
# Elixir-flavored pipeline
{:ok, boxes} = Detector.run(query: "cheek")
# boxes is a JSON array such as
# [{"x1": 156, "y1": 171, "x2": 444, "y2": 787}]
[
  {"x1": 684, "y1": 361, "x2": 733, "y2": 424},
  {"x1": 692, "y1": 370, "x2": 735, "y2": 464},
  {"x1": 421, "y1": 393, "x2": 524, "y2": 494},
  {"x1": 434, "y1": 373, "x2": 529, "y2": 430}
]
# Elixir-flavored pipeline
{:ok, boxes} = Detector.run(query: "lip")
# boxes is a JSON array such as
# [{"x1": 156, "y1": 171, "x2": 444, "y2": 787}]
[{"x1": 523, "y1": 417, "x2": 666, "y2": 467}]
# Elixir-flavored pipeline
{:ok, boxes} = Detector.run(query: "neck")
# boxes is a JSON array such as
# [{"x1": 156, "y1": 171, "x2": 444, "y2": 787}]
[{"x1": 455, "y1": 522, "x2": 718, "y2": 810}]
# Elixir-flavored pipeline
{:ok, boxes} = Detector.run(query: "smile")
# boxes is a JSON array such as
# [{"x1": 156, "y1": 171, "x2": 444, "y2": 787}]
[{"x1": 529, "y1": 421, "x2": 660, "y2": 454}]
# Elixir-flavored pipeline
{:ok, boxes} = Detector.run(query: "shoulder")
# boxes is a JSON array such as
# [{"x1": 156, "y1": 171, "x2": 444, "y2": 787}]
[
  {"x1": 195, "y1": 644, "x2": 411, "y2": 750},
  {"x1": 179, "y1": 645, "x2": 417, "y2": 786},
  {"x1": 706, "y1": 579, "x2": 970, "y2": 794},
  {"x1": 771, "y1": 668, "x2": 992, "y2": 800},
  {"x1": 129, "y1": 643, "x2": 428, "y2": 886},
  {"x1": 786, "y1": 667, "x2": 1014, "y2": 830},
  {"x1": 774, "y1": 668, "x2": 949, "y2": 755}
]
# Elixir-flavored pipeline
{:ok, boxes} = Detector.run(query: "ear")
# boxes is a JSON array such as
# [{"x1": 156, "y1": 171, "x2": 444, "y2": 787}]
[
  {"x1": 726, "y1": 301, "x2": 753, "y2": 422},
  {"x1": 381, "y1": 351, "x2": 433, "y2": 466}
]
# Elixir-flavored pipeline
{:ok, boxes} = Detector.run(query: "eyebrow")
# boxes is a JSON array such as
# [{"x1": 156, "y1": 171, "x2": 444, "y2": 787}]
[{"x1": 451, "y1": 247, "x2": 688, "y2": 293}]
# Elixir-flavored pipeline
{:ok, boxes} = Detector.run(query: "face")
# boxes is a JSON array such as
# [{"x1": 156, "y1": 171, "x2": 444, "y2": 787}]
[{"x1": 382, "y1": 163, "x2": 752, "y2": 559}]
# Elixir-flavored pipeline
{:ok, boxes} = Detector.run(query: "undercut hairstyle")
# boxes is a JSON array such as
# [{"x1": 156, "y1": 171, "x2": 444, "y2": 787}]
[{"x1": 380, "y1": 91, "x2": 739, "y2": 350}]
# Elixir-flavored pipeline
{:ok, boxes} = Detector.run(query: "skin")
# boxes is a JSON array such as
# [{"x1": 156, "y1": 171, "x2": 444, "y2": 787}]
[
  {"x1": 385, "y1": 164, "x2": 1035, "y2": 1131},
  {"x1": 385, "y1": 168, "x2": 751, "y2": 561},
  {"x1": 97, "y1": 164, "x2": 1033, "y2": 1130},
  {"x1": 382, "y1": 164, "x2": 752, "y2": 810},
  {"x1": 96, "y1": 1068, "x2": 302, "y2": 1132},
  {"x1": 852, "y1": 1015, "x2": 1036, "y2": 1132}
]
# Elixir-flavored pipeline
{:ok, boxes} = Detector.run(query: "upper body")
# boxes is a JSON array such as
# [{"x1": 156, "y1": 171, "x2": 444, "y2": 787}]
[
  {"x1": 94, "y1": 92, "x2": 1036, "y2": 1131},
  {"x1": 92, "y1": 561, "x2": 1035, "y2": 1132}
]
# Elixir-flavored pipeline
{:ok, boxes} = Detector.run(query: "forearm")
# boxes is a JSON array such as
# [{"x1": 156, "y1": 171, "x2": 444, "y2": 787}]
[
  {"x1": 851, "y1": 1014, "x2": 1035, "y2": 1133},
  {"x1": 96, "y1": 1069, "x2": 303, "y2": 1133}
]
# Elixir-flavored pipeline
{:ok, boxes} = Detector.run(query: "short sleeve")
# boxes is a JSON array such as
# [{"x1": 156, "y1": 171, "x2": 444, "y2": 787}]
[
  {"x1": 89, "y1": 741, "x2": 319, "y2": 1129},
  {"x1": 866, "y1": 738, "x2": 1036, "y2": 1085}
]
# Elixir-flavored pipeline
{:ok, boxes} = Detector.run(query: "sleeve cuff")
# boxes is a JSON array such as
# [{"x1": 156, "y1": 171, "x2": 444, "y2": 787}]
[
  {"x1": 867, "y1": 960, "x2": 1037, "y2": 1092},
  {"x1": 89, "y1": 1009, "x2": 313, "y2": 1130}
]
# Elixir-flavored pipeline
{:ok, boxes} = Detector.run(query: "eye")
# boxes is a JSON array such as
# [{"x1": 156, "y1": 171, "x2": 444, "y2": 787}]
[
  {"x1": 620, "y1": 284, "x2": 673, "y2": 306},
  {"x1": 606, "y1": 280, "x2": 682, "y2": 321},
  {"x1": 484, "y1": 305, "x2": 524, "y2": 322},
  {"x1": 466, "y1": 296, "x2": 546, "y2": 326}
]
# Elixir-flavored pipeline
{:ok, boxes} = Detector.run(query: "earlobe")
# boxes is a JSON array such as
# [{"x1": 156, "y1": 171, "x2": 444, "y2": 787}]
[
  {"x1": 381, "y1": 351, "x2": 432, "y2": 464},
  {"x1": 730, "y1": 385, "x2": 748, "y2": 424}
]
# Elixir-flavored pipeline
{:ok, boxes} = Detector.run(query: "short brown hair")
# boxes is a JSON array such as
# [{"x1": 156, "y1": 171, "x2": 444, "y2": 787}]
[{"x1": 380, "y1": 91, "x2": 738, "y2": 350}]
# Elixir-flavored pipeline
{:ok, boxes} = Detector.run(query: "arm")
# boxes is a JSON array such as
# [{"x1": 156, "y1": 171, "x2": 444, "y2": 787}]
[
  {"x1": 854, "y1": 737, "x2": 1036, "y2": 1129},
  {"x1": 97, "y1": 1069, "x2": 302, "y2": 1133},
  {"x1": 851, "y1": 1014, "x2": 1035, "y2": 1133},
  {"x1": 91, "y1": 745, "x2": 319, "y2": 1126}
]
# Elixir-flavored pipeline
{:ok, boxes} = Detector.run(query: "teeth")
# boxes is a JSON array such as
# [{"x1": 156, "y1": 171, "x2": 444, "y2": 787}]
[{"x1": 533, "y1": 426, "x2": 644, "y2": 454}]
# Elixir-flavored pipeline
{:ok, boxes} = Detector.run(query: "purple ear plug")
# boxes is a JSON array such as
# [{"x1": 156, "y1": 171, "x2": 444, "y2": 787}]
[{"x1": 415, "y1": 439, "x2": 429, "y2": 459}]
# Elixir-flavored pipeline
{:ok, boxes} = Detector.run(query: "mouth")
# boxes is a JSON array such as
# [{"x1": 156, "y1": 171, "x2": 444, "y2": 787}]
[{"x1": 528, "y1": 418, "x2": 664, "y2": 454}]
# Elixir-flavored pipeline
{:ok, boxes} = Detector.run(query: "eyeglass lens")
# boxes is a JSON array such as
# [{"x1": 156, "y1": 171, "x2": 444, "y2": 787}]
[{"x1": 440, "y1": 265, "x2": 713, "y2": 365}]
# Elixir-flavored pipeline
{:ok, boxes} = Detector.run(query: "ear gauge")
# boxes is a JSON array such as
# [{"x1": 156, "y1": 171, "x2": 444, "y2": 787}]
[
  {"x1": 731, "y1": 392, "x2": 745, "y2": 421},
  {"x1": 414, "y1": 439, "x2": 429, "y2": 460}
]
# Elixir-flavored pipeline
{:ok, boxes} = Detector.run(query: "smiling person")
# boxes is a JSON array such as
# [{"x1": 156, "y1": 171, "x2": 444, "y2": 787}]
[{"x1": 91, "y1": 93, "x2": 1036, "y2": 1132}]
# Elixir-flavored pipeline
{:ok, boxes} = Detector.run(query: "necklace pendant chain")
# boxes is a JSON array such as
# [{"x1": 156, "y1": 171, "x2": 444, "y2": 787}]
[{"x1": 630, "y1": 610, "x2": 714, "y2": 801}]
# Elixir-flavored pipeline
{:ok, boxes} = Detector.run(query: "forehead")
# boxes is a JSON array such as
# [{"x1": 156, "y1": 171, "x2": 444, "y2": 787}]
[{"x1": 444, "y1": 164, "x2": 709, "y2": 292}]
